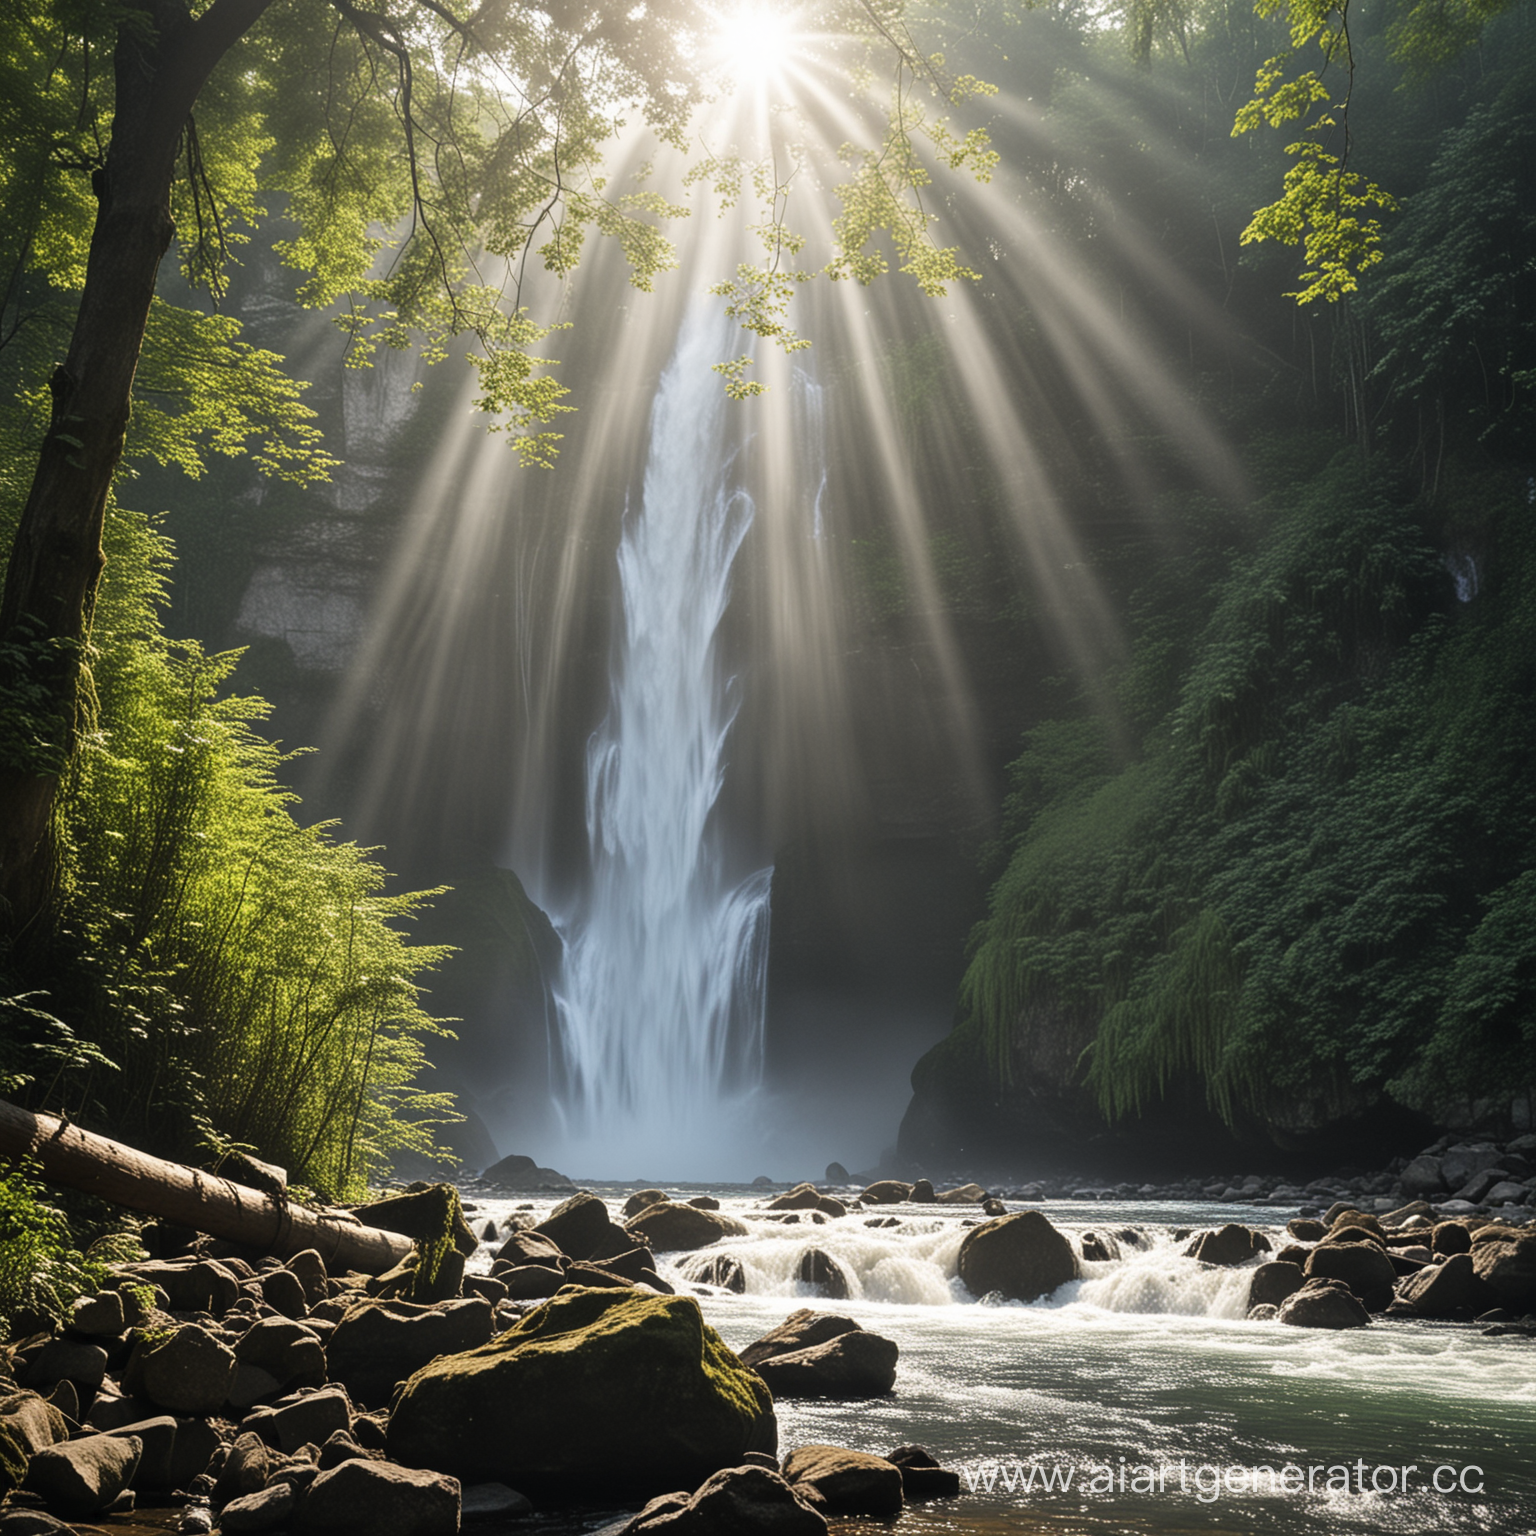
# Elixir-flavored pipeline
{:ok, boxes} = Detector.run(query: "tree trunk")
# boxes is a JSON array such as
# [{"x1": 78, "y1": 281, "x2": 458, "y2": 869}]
[
  {"x1": 0, "y1": 1099, "x2": 415, "y2": 1272},
  {"x1": 0, "y1": 0, "x2": 272, "y2": 942}
]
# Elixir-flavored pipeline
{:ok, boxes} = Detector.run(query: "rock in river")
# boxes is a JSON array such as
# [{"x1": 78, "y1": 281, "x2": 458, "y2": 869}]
[{"x1": 957, "y1": 1211, "x2": 1080, "y2": 1303}]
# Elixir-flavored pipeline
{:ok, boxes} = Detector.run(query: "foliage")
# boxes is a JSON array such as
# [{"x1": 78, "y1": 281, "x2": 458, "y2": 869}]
[
  {"x1": 959, "y1": 450, "x2": 1536, "y2": 1133},
  {"x1": 0, "y1": 494, "x2": 457, "y2": 1198},
  {"x1": 0, "y1": 1160, "x2": 141, "y2": 1336}
]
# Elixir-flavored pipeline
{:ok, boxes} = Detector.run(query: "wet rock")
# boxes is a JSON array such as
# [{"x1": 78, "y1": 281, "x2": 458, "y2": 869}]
[
  {"x1": 934, "y1": 1184, "x2": 986, "y2": 1205},
  {"x1": 677, "y1": 1254, "x2": 746, "y2": 1293},
  {"x1": 687, "y1": 1196, "x2": 720, "y2": 1211},
  {"x1": 625, "y1": 1204, "x2": 749, "y2": 1253},
  {"x1": 297, "y1": 1458, "x2": 460, "y2": 1536},
  {"x1": 1246, "y1": 1303, "x2": 1280, "y2": 1321},
  {"x1": 739, "y1": 1312, "x2": 897, "y2": 1398},
  {"x1": 1183, "y1": 1225, "x2": 1271, "y2": 1266},
  {"x1": 25, "y1": 1432, "x2": 141, "y2": 1518},
  {"x1": 623, "y1": 1465, "x2": 825, "y2": 1534},
  {"x1": 957, "y1": 1211, "x2": 1080, "y2": 1303},
  {"x1": 1247, "y1": 1262, "x2": 1305, "y2": 1311},
  {"x1": 1278, "y1": 1278, "x2": 1371, "y2": 1329},
  {"x1": 765, "y1": 1185, "x2": 822, "y2": 1212},
  {"x1": 533, "y1": 1192, "x2": 618, "y2": 1260},
  {"x1": 981, "y1": 1197, "x2": 1008, "y2": 1217},
  {"x1": 327, "y1": 1298, "x2": 494, "y2": 1407},
  {"x1": 782, "y1": 1445, "x2": 903, "y2": 1517},
  {"x1": 1286, "y1": 1218, "x2": 1327, "y2": 1243},
  {"x1": 795, "y1": 1250, "x2": 850, "y2": 1300},
  {"x1": 0, "y1": 1512, "x2": 74, "y2": 1536},
  {"x1": 1395, "y1": 1253, "x2": 1498, "y2": 1318},
  {"x1": 908, "y1": 1180, "x2": 936, "y2": 1203},
  {"x1": 885, "y1": 1445, "x2": 961, "y2": 1500},
  {"x1": 622, "y1": 1190, "x2": 671, "y2": 1219},
  {"x1": 123, "y1": 1324, "x2": 236, "y2": 1416},
  {"x1": 387, "y1": 1287, "x2": 775, "y2": 1498},
  {"x1": 858, "y1": 1182, "x2": 912, "y2": 1206},
  {"x1": 1079, "y1": 1231, "x2": 1121, "y2": 1263},
  {"x1": 1304, "y1": 1242, "x2": 1399, "y2": 1310}
]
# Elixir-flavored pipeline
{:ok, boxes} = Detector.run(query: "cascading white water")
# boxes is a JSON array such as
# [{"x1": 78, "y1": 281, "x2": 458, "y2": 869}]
[{"x1": 549, "y1": 307, "x2": 773, "y2": 1177}]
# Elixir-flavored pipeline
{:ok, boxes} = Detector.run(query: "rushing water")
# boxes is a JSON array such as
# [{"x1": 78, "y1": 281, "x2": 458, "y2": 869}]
[
  {"x1": 462, "y1": 1188, "x2": 1536, "y2": 1535},
  {"x1": 547, "y1": 311, "x2": 774, "y2": 1178}
]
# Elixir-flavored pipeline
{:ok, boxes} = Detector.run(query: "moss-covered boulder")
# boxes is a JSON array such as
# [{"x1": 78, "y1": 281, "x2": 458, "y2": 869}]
[{"x1": 386, "y1": 1286, "x2": 775, "y2": 1497}]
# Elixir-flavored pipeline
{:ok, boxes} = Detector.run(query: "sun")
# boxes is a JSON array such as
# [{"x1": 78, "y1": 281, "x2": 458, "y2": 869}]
[{"x1": 706, "y1": 4, "x2": 805, "y2": 90}]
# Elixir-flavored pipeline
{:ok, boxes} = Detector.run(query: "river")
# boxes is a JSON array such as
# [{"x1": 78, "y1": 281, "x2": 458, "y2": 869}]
[{"x1": 459, "y1": 1186, "x2": 1536, "y2": 1534}]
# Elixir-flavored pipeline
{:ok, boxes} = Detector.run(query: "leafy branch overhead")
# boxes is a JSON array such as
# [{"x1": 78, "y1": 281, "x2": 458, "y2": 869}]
[{"x1": 1231, "y1": 0, "x2": 1516, "y2": 303}]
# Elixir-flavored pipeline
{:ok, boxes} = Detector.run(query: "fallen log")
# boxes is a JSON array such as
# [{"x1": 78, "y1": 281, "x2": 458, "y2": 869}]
[{"x1": 0, "y1": 1099, "x2": 414, "y2": 1273}]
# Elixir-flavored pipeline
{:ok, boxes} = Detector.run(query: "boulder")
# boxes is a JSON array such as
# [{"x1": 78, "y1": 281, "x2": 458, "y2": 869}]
[
  {"x1": 68, "y1": 1291, "x2": 126, "y2": 1337},
  {"x1": 1079, "y1": 1231, "x2": 1122, "y2": 1264},
  {"x1": 234, "y1": 1318, "x2": 326, "y2": 1388},
  {"x1": 766, "y1": 1185, "x2": 822, "y2": 1212},
  {"x1": 1399, "y1": 1156, "x2": 1448, "y2": 1197},
  {"x1": 934, "y1": 1184, "x2": 986, "y2": 1204},
  {"x1": 285, "y1": 1250, "x2": 330, "y2": 1306},
  {"x1": 795, "y1": 1250, "x2": 850, "y2": 1300},
  {"x1": 1470, "y1": 1230, "x2": 1536, "y2": 1310},
  {"x1": 1440, "y1": 1143, "x2": 1504, "y2": 1191},
  {"x1": 498, "y1": 1266, "x2": 567, "y2": 1301},
  {"x1": 98, "y1": 1416, "x2": 176, "y2": 1490},
  {"x1": 24, "y1": 1433, "x2": 141, "y2": 1518},
  {"x1": 493, "y1": 1231, "x2": 567, "y2": 1269},
  {"x1": 1278, "y1": 1278, "x2": 1371, "y2": 1330},
  {"x1": 1485, "y1": 1181, "x2": 1531, "y2": 1205},
  {"x1": 0, "y1": 1393, "x2": 68, "y2": 1493},
  {"x1": 908, "y1": 1180, "x2": 936, "y2": 1203},
  {"x1": 885, "y1": 1445, "x2": 961, "y2": 1500},
  {"x1": 625, "y1": 1204, "x2": 749, "y2": 1253},
  {"x1": 20, "y1": 1340, "x2": 108, "y2": 1392},
  {"x1": 244, "y1": 1386, "x2": 354, "y2": 1455},
  {"x1": 957, "y1": 1212, "x2": 1080, "y2": 1302},
  {"x1": 1285, "y1": 1218, "x2": 1327, "y2": 1243},
  {"x1": 387, "y1": 1287, "x2": 776, "y2": 1497},
  {"x1": 1247, "y1": 1262, "x2": 1305, "y2": 1311},
  {"x1": 219, "y1": 1483, "x2": 297, "y2": 1533},
  {"x1": 298, "y1": 1458, "x2": 460, "y2": 1536},
  {"x1": 1183, "y1": 1225, "x2": 1271, "y2": 1266},
  {"x1": 259, "y1": 1268, "x2": 309, "y2": 1319},
  {"x1": 1431, "y1": 1222, "x2": 1473, "y2": 1256},
  {"x1": 482, "y1": 1156, "x2": 571, "y2": 1191},
  {"x1": 781, "y1": 1445, "x2": 903, "y2": 1517},
  {"x1": 623, "y1": 1190, "x2": 672, "y2": 1220},
  {"x1": 624, "y1": 1465, "x2": 826, "y2": 1534},
  {"x1": 677, "y1": 1254, "x2": 746, "y2": 1293},
  {"x1": 739, "y1": 1312, "x2": 897, "y2": 1399},
  {"x1": 123, "y1": 1324, "x2": 236, "y2": 1415},
  {"x1": 1247, "y1": 1303, "x2": 1280, "y2": 1321},
  {"x1": 0, "y1": 1513, "x2": 73, "y2": 1536},
  {"x1": 327, "y1": 1298, "x2": 495, "y2": 1407},
  {"x1": 212, "y1": 1433, "x2": 275, "y2": 1510},
  {"x1": 120, "y1": 1259, "x2": 240, "y2": 1315},
  {"x1": 825, "y1": 1164, "x2": 850, "y2": 1184},
  {"x1": 352, "y1": 1186, "x2": 478, "y2": 1259},
  {"x1": 1304, "y1": 1242, "x2": 1399, "y2": 1310},
  {"x1": 534, "y1": 1192, "x2": 618, "y2": 1260},
  {"x1": 1395, "y1": 1254, "x2": 1498, "y2": 1318},
  {"x1": 858, "y1": 1182, "x2": 912, "y2": 1206}
]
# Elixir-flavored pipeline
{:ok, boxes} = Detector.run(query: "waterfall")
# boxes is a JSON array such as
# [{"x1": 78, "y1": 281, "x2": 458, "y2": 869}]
[{"x1": 549, "y1": 307, "x2": 773, "y2": 1177}]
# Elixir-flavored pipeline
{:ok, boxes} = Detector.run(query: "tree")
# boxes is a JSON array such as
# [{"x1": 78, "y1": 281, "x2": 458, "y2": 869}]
[{"x1": 0, "y1": 0, "x2": 997, "y2": 938}]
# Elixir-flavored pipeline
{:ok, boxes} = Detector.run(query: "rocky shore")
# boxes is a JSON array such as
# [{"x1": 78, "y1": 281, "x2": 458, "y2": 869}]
[{"x1": 0, "y1": 1185, "x2": 956, "y2": 1536}]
